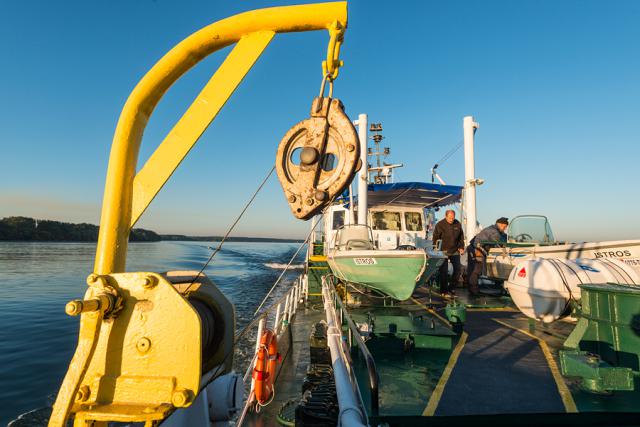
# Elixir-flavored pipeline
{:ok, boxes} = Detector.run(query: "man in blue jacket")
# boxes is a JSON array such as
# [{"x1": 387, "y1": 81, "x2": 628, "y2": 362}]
[{"x1": 467, "y1": 217, "x2": 508, "y2": 296}]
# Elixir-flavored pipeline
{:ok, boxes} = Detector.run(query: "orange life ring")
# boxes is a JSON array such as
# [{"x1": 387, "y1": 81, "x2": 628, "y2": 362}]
[{"x1": 252, "y1": 329, "x2": 280, "y2": 404}]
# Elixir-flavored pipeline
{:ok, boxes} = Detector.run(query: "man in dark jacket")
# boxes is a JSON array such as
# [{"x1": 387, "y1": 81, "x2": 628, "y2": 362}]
[
  {"x1": 467, "y1": 217, "x2": 509, "y2": 296},
  {"x1": 432, "y1": 210, "x2": 465, "y2": 296}
]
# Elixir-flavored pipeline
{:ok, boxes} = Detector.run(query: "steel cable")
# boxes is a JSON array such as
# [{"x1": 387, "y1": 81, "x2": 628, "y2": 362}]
[{"x1": 183, "y1": 165, "x2": 276, "y2": 296}]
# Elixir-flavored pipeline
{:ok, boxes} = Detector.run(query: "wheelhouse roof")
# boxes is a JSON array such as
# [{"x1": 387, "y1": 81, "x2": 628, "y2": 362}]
[{"x1": 367, "y1": 182, "x2": 462, "y2": 208}]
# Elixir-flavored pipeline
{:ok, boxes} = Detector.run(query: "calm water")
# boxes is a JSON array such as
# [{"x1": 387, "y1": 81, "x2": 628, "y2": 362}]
[{"x1": 0, "y1": 241, "x2": 303, "y2": 425}]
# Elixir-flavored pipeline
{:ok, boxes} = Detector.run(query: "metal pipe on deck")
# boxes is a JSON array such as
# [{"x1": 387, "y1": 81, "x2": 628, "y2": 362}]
[{"x1": 322, "y1": 284, "x2": 368, "y2": 427}]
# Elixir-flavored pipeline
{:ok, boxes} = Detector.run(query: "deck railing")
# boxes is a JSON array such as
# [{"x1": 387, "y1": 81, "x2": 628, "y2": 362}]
[
  {"x1": 322, "y1": 275, "x2": 380, "y2": 418},
  {"x1": 236, "y1": 273, "x2": 308, "y2": 425}
]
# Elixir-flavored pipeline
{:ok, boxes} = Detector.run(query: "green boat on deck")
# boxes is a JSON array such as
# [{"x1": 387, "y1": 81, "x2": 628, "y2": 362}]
[
  {"x1": 326, "y1": 224, "x2": 445, "y2": 300},
  {"x1": 328, "y1": 249, "x2": 441, "y2": 300}
]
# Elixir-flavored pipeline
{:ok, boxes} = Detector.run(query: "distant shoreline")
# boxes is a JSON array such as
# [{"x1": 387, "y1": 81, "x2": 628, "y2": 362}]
[{"x1": 0, "y1": 217, "x2": 304, "y2": 244}]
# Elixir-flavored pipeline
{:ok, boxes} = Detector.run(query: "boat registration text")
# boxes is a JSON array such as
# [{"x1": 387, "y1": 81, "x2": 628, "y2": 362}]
[{"x1": 353, "y1": 257, "x2": 377, "y2": 265}]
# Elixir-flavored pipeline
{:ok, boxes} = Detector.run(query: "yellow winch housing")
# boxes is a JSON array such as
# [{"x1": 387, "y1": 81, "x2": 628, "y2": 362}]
[{"x1": 67, "y1": 271, "x2": 234, "y2": 425}]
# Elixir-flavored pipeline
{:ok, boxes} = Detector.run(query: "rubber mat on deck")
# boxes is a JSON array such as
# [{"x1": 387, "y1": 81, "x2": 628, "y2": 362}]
[{"x1": 434, "y1": 311, "x2": 566, "y2": 416}]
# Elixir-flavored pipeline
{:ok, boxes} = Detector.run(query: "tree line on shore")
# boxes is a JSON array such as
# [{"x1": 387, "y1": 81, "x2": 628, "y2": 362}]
[
  {"x1": 0, "y1": 217, "x2": 303, "y2": 243},
  {"x1": 0, "y1": 217, "x2": 161, "y2": 242}
]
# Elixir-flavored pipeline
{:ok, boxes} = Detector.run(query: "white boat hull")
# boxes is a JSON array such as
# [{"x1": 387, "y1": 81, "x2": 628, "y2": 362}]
[{"x1": 486, "y1": 240, "x2": 640, "y2": 280}]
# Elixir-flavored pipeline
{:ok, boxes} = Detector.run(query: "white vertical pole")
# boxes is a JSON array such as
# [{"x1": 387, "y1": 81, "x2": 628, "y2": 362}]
[
  {"x1": 290, "y1": 287, "x2": 296, "y2": 317},
  {"x1": 251, "y1": 318, "x2": 266, "y2": 393},
  {"x1": 356, "y1": 114, "x2": 368, "y2": 226},
  {"x1": 254, "y1": 318, "x2": 265, "y2": 353},
  {"x1": 283, "y1": 294, "x2": 290, "y2": 325},
  {"x1": 463, "y1": 116, "x2": 480, "y2": 245},
  {"x1": 292, "y1": 284, "x2": 298, "y2": 315},
  {"x1": 348, "y1": 184, "x2": 355, "y2": 224},
  {"x1": 309, "y1": 215, "x2": 318, "y2": 259},
  {"x1": 303, "y1": 274, "x2": 308, "y2": 302},
  {"x1": 274, "y1": 303, "x2": 281, "y2": 334},
  {"x1": 296, "y1": 279, "x2": 301, "y2": 303}
]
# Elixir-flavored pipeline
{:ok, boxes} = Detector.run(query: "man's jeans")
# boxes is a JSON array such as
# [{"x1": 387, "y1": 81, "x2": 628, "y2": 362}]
[
  {"x1": 466, "y1": 247, "x2": 484, "y2": 294},
  {"x1": 439, "y1": 254, "x2": 461, "y2": 293}
]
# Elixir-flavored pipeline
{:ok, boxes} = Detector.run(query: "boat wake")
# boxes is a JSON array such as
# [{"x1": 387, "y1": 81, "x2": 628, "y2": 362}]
[{"x1": 264, "y1": 262, "x2": 304, "y2": 270}]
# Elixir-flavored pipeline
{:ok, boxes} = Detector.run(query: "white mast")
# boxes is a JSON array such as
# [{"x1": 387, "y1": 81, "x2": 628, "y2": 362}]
[
  {"x1": 355, "y1": 113, "x2": 368, "y2": 225},
  {"x1": 347, "y1": 184, "x2": 355, "y2": 224},
  {"x1": 463, "y1": 116, "x2": 481, "y2": 244}
]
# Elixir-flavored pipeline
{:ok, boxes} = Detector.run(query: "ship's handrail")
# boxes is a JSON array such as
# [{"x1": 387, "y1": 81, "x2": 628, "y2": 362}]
[
  {"x1": 324, "y1": 275, "x2": 380, "y2": 417},
  {"x1": 321, "y1": 278, "x2": 369, "y2": 427}
]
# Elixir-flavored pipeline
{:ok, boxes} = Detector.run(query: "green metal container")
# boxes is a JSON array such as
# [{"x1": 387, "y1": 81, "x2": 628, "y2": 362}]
[{"x1": 560, "y1": 283, "x2": 640, "y2": 393}]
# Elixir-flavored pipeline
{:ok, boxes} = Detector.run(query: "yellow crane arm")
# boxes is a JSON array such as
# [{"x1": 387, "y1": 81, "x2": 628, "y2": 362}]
[
  {"x1": 49, "y1": 3, "x2": 348, "y2": 426},
  {"x1": 95, "y1": 2, "x2": 347, "y2": 275}
]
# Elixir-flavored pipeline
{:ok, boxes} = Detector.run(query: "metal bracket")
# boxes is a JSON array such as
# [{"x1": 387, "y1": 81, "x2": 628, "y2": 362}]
[
  {"x1": 276, "y1": 96, "x2": 359, "y2": 220},
  {"x1": 560, "y1": 350, "x2": 635, "y2": 393}
]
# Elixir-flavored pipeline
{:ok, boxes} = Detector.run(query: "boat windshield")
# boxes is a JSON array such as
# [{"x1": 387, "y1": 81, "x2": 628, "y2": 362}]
[
  {"x1": 371, "y1": 211, "x2": 401, "y2": 231},
  {"x1": 404, "y1": 212, "x2": 423, "y2": 231},
  {"x1": 332, "y1": 210, "x2": 345, "y2": 230},
  {"x1": 508, "y1": 215, "x2": 556, "y2": 243}
]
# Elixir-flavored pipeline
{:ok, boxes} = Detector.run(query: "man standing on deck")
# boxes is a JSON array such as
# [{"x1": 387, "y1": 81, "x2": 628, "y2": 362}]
[
  {"x1": 432, "y1": 210, "x2": 465, "y2": 296},
  {"x1": 467, "y1": 217, "x2": 509, "y2": 296}
]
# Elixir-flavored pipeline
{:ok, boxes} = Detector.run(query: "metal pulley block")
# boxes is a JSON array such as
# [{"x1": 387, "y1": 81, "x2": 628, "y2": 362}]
[{"x1": 276, "y1": 96, "x2": 359, "y2": 220}]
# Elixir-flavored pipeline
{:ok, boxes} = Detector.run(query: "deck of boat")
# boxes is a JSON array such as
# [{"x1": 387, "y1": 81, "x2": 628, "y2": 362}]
[
  {"x1": 244, "y1": 283, "x2": 640, "y2": 426},
  {"x1": 244, "y1": 304, "x2": 325, "y2": 427}
]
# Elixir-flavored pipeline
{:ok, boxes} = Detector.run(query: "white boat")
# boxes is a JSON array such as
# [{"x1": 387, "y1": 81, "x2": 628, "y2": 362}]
[{"x1": 486, "y1": 215, "x2": 640, "y2": 280}]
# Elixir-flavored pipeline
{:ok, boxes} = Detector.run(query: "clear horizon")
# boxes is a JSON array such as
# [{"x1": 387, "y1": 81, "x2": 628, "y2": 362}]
[{"x1": 1, "y1": 0, "x2": 639, "y2": 241}]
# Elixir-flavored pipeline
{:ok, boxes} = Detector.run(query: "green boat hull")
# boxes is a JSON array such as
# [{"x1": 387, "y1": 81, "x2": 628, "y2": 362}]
[{"x1": 327, "y1": 250, "x2": 443, "y2": 300}]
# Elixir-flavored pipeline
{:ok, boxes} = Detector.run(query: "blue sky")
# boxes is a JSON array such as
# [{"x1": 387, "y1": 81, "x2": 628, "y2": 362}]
[{"x1": 1, "y1": 0, "x2": 639, "y2": 240}]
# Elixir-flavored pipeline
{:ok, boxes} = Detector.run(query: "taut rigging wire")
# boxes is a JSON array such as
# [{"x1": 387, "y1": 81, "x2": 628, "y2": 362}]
[
  {"x1": 183, "y1": 165, "x2": 276, "y2": 296},
  {"x1": 432, "y1": 139, "x2": 463, "y2": 171}
]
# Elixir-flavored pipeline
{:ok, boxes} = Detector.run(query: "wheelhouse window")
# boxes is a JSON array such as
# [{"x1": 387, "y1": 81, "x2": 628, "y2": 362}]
[
  {"x1": 404, "y1": 212, "x2": 423, "y2": 231},
  {"x1": 332, "y1": 211, "x2": 345, "y2": 230},
  {"x1": 371, "y1": 211, "x2": 401, "y2": 231}
]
